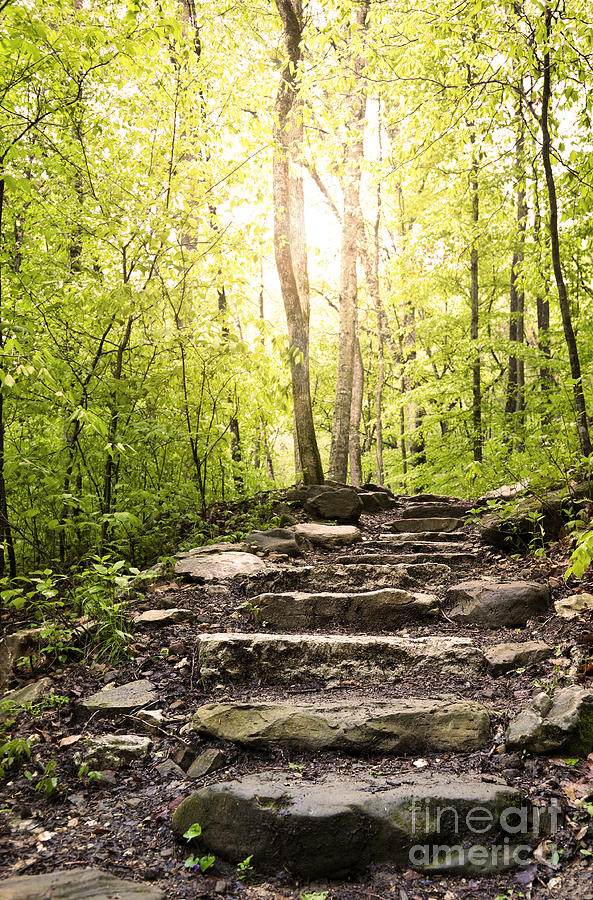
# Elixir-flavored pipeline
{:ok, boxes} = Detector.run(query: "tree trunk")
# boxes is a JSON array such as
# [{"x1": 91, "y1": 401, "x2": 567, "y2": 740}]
[
  {"x1": 533, "y1": 163, "x2": 552, "y2": 421},
  {"x1": 272, "y1": 0, "x2": 323, "y2": 484},
  {"x1": 470, "y1": 152, "x2": 482, "y2": 462},
  {"x1": 363, "y1": 205, "x2": 385, "y2": 486},
  {"x1": 328, "y1": 1, "x2": 369, "y2": 482},
  {"x1": 0, "y1": 178, "x2": 16, "y2": 577},
  {"x1": 504, "y1": 100, "x2": 527, "y2": 446},
  {"x1": 541, "y1": 4, "x2": 591, "y2": 457},
  {"x1": 348, "y1": 336, "x2": 364, "y2": 486},
  {"x1": 101, "y1": 314, "x2": 132, "y2": 551}
]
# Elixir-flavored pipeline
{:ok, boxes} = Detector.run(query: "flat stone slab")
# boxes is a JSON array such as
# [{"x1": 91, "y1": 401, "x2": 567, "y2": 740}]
[
  {"x1": 172, "y1": 771, "x2": 521, "y2": 878},
  {"x1": 369, "y1": 539, "x2": 467, "y2": 553},
  {"x1": 446, "y1": 580, "x2": 550, "y2": 627},
  {"x1": 380, "y1": 532, "x2": 465, "y2": 544},
  {"x1": 336, "y1": 552, "x2": 476, "y2": 567},
  {"x1": 73, "y1": 734, "x2": 152, "y2": 769},
  {"x1": 133, "y1": 608, "x2": 193, "y2": 626},
  {"x1": 193, "y1": 698, "x2": 490, "y2": 752},
  {"x1": 247, "y1": 562, "x2": 452, "y2": 596},
  {"x1": 0, "y1": 867, "x2": 165, "y2": 900},
  {"x1": 506, "y1": 686, "x2": 593, "y2": 755},
  {"x1": 485, "y1": 641, "x2": 552, "y2": 674},
  {"x1": 245, "y1": 588, "x2": 439, "y2": 629},
  {"x1": 78, "y1": 680, "x2": 158, "y2": 718},
  {"x1": 293, "y1": 522, "x2": 361, "y2": 548},
  {"x1": 197, "y1": 633, "x2": 485, "y2": 684},
  {"x1": 175, "y1": 550, "x2": 267, "y2": 582},
  {"x1": 1, "y1": 676, "x2": 54, "y2": 709},
  {"x1": 390, "y1": 518, "x2": 463, "y2": 533},
  {"x1": 403, "y1": 503, "x2": 469, "y2": 519}
]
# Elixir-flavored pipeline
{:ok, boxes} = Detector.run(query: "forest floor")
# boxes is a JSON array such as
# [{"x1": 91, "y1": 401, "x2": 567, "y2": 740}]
[{"x1": 2, "y1": 494, "x2": 593, "y2": 900}]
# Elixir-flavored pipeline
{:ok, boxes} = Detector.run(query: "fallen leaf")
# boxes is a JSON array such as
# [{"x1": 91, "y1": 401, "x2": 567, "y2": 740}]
[{"x1": 59, "y1": 734, "x2": 82, "y2": 748}]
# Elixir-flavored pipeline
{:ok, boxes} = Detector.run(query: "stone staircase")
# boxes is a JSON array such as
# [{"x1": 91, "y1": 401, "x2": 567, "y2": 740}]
[
  {"x1": 3, "y1": 488, "x2": 568, "y2": 898},
  {"x1": 167, "y1": 492, "x2": 551, "y2": 882}
]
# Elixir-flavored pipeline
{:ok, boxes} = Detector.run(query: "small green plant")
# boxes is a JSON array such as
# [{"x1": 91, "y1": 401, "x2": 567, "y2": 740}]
[
  {"x1": 184, "y1": 853, "x2": 215, "y2": 873},
  {"x1": 299, "y1": 892, "x2": 329, "y2": 900},
  {"x1": 288, "y1": 762, "x2": 304, "y2": 772},
  {"x1": 26, "y1": 759, "x2": 60, "y2": 798},
  {"x1": 77, "y1": 763, "x2": 103, "y2": 782},
  {"x1": 240, "y1": 599, "x2": 262, "y2": 622},
  {"x1": 236, "y1": 854, "x2": 255, "y2": 883},
  {"x1": 182, "y1": 822, "x2": 216, "y2": 875},
  {"x1": 0, "y1": 737, "x2": 31, "y2": 777},
  {"x1": 548, "y1": 843, "x2": 565, "y2": 868},
  {"x1": 71, "y1": 556, "x2": 135, "y2": 661}
]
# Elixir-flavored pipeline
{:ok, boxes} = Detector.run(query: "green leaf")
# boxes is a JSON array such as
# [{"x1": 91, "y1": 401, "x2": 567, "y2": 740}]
[{"x1": 183, "y1": 823, "x2": 202, "y2": 840}]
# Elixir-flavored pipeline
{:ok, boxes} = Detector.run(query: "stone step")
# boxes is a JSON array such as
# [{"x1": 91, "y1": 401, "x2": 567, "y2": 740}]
[
  {"x1": 0, "y1": 869, "x2": 165, "y2": 900},
  {"x1": 405, "y1": 493, "x2": 466, "y2": 503},
  {"x1": 336, "y1": 552, "x2": 476, "y2": 567},
  {"x1": 390, "y1": 517, "x2": 464, "y2": 533},
  {"x1": 363, "y1": 539, "x2": 469, "y2": 553},
  {"x1": 242, "y1": 587, "x2": 439, "y2": 629},
  {"x1": 403, "y1": 503, "x2": 470, "y2": 519},
  {"x1": 175, "y1": 549, "x2": 268, "y2": 582},
  {"x1": 197, "y1": 633, "x2": 485, "y2": 684},
  {"x1": 246, "y1": 562, "x2": 452, "y2": 597},
  {"x1": 293, "y1": 522, "x2": 361, "y2": 548},
  {"x1": 192, "y1": 697, "x2": 490, "y2": 752},
  {"x1": 377, "y1": 531, "x2": 466, "y2": 544},
  {"x1": 172, "y1": 771, "x2": 529, "y2": 878},
  {"x1": 78, "y1": 680, "x2": 159, "y2": 719}
]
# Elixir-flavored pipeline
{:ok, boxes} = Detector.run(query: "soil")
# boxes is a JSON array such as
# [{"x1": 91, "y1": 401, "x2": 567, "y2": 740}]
[{"x1": 2, "y1": 498, "x2": 593, "y2": 899}]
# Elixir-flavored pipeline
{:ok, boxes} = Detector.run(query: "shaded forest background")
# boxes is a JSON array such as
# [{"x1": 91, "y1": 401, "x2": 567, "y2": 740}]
[{"x1": 2, "y1": 0, "x2": 593, "y2": 576}]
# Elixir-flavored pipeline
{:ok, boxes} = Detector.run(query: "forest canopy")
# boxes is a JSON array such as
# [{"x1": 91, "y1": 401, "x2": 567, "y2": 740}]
[{"x1": 2, "y1": 0, "x2": 593, "y2": 575}]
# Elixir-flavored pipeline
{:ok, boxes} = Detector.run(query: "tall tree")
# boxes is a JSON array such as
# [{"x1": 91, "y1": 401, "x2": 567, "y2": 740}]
[
  {"x1": 539, "y1": 2, "x2": 591, "y2": 457},
  {"x1": 504, "y1": 99, "x2": 527, "y2": 444},
  {"x1": 328, "y1": 0, "x2": 369, "y2": 482},
  {"x1": 272, "y1": 0, "x2": 323, "y2": 484}
]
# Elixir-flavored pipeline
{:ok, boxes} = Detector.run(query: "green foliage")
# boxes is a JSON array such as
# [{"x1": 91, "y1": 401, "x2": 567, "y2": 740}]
[
  {"x1": 567, "y1": 527, "x2": 593, "y2": 580},
  {"x1": 1, "y1": 0, "x2": 593, "y2": 591},
  {"x1": 236, "y1": 854, "x2": 255, "y2": 883},
  {"x1": 0, "y1": 738, "x2": 31, "y2": 778},
  {"x1": 77, "y1": 763, "x2": 103, "y2": 782},
  {"x1": 0, "y1": 695, "x2": 69, "y2": 722},
  {"x1": 25, "y1": 760, "x2": 60, "y2": 798}
]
